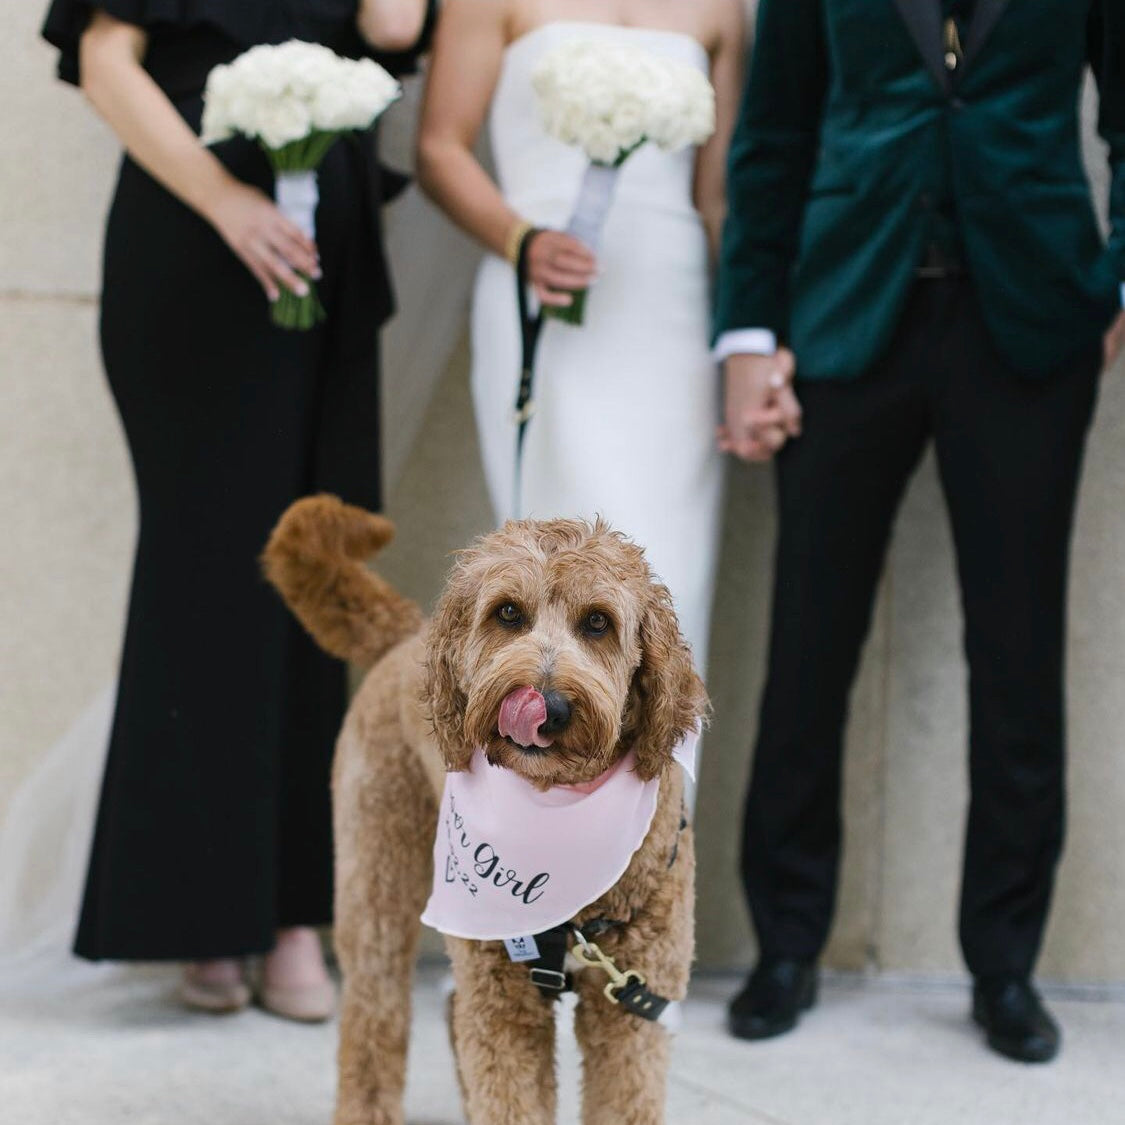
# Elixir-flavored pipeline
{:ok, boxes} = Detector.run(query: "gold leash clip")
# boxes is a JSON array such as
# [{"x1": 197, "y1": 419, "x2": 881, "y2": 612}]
[{"x1": 570, "y1": 929, "x2": 646, "y2": 1005}]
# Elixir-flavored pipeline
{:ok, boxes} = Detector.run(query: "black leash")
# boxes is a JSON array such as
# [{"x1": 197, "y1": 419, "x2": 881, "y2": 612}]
[{"x1": 511, "y1": 229, "x2": 544, "y2": 517}]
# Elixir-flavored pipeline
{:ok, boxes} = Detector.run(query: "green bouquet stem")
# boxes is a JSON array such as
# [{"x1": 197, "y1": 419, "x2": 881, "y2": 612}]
[
  {"x1": 271, "y1": 282, "x2": 327, "y2": 330},
  {"x1": 544, "y1": 288, "x2": 589, "y2": 326}
]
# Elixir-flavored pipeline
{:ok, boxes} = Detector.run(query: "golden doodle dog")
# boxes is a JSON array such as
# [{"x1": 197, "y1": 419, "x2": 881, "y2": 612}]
[{"x1": 264, "y1": 495, "x2": 707, "y2": 1125}]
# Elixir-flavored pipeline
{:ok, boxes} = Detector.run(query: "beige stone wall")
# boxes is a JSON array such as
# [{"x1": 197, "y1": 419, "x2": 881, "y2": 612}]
[
  {"x1": 3, "y1": 0, "x2": 1124, "y2": 979},
  {"x1": 0, "y1": 2, "x2": 131, "y2": 826}
]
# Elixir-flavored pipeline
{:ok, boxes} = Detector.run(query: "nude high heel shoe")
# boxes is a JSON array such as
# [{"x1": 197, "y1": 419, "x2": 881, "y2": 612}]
[
  {"x1": 255, "y1": 928, "x2": 338, "y2": 1022},
  {"x1": 257, "y1": 977, "x2": 338, "y2": 1023},
  {"x1": 178, "y1": 963, "x2": 251, "y2": 1014}
]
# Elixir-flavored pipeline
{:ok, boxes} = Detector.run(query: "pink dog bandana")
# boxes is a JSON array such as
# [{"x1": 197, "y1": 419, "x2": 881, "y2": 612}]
[{"x1": 421, "y1": 729, "x2": 698, "y2": 942}]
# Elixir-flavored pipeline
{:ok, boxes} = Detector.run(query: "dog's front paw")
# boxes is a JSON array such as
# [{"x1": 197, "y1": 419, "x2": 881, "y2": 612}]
[{"x1": 334, "y1": 1099, "x2": 403, "y2": 1125}]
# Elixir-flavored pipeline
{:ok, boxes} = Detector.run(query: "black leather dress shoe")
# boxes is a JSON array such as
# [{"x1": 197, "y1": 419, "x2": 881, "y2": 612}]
[
  {"x1": 728, "y1": 959, "x2": 817, "y2": 1041},
  {"x1": 972, "y1": 977, "x2": 1061, "y2": 1063}
]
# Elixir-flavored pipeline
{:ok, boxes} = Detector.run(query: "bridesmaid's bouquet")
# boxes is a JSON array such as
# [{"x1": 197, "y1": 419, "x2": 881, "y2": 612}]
[
  {"x1": 202, "y1": 40, "x2": 401, "y2": 329},
  {"x1": 532, "y1": 38, "x2": 715, "y2": 325}
]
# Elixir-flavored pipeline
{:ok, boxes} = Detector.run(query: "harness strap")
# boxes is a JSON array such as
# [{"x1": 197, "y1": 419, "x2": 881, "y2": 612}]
[
  {"x1": 527, "y1": 923, "x2": 572, "y2": 995},
  {"x1": 667, "y1": 808, "x2": 688, "y2": 870}
]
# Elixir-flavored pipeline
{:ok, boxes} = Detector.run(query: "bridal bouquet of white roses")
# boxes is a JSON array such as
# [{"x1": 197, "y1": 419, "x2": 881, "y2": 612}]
[
  {"x1": 532, "y1": 38, "x2": 715, "y2": 325},
  {"x1": 202, "y1": 40, "x2": 401, "y2": 329}
]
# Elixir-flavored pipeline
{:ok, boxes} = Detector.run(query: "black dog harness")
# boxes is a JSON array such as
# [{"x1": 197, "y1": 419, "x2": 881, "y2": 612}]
[
  {"x1": 525, "y1": 919, "x2": 670, "y2": 1023},
  {"x1": 520, "y1": 810, "x2": 689, "y2": 1023}
]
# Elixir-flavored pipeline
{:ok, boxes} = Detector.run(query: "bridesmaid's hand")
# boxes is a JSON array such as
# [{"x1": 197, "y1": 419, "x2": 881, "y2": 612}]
[
  {"x1": 205, "y1": 180, "x2": 321, "y2": 303},
  {"x1": 526, "y1": 231, "x2": 597, "y2": 308}
]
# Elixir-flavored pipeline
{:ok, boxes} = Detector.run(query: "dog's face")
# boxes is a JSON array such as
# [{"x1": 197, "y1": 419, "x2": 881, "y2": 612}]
[{"x1": 423, "y1": 519, "x2": 707, "y2": 789}]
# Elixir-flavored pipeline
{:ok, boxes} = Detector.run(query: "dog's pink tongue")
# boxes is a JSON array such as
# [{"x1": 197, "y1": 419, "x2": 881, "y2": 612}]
[{"x1": 498, "y1": 687, "x2": 552, "y2": 748}]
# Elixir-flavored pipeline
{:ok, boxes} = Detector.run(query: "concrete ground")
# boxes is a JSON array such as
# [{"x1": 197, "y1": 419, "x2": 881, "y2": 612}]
[{"x1": 3, "y1": 962, "x2": 1124, "y2": 1124}]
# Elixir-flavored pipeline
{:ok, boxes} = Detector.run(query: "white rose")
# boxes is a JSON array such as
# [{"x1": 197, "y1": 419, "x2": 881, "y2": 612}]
[
  {"x1": 201, "y1": 41, "x2": 400, "y2": 150},
  {"x1": 311, "y1": 82, "x2": 357, "y2": 131},
  {"x1": 610, "y1": 95, "x2": 647, "y2": 149},
  {"x1": 533, "y1": 38, "x2": 716, "y2": 163},
  {"x1": 583, "y1": 122, "x2": 621, "y2": 165},
  {"x1": 256, "y1": 95, "x2": 313, "y2": 149}
]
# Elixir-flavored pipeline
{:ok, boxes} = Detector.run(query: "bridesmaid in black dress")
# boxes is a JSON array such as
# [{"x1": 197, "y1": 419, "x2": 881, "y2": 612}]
[{"x1": 40, "y1": 0, "x2": 430, "y2": 1019}]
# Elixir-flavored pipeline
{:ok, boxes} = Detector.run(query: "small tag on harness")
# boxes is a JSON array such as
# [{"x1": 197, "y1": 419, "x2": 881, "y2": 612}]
[{"x1": 504, "y1": 935, "x2": 541, "y2": 963}]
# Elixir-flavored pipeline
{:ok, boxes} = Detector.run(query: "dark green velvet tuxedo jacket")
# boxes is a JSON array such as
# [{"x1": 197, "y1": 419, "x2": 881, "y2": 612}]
[{"x1": 715, "y1": 0, "x2": 1125, "y2": 379}]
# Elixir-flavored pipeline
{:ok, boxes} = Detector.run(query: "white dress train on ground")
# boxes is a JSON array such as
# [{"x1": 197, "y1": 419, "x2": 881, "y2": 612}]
[{"x1": 471, "y1": 22, "x2": 724, "y2": 670}]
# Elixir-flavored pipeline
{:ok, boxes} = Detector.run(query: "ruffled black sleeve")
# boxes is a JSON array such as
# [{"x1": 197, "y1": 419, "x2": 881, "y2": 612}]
[{"x1": 41, "y1": 0, "x2": 264, "y2": 85}]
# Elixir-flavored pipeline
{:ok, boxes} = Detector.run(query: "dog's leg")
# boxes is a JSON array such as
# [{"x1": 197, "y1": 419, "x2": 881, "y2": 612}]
[
  {"x1": 446, "y1": 989, "x2": 474, "y2": 1121},
  {"x1": 576, "y1": 822, "x2": 695, "y2": 1125},
  {"x1": 449, "y1": 940, "x2": 559, "y2": 1125},
  {"x1": 332, "y1": 706, "x2": 437, "y2": 1125},
  {"x1": 574, "y1": 980, "x2": 671, "y2": 1125}
]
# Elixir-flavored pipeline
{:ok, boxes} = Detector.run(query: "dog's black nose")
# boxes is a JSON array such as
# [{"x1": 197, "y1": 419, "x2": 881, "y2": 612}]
[{"x1": 540, "y1": 690, "x2": 572, "y2": 735}]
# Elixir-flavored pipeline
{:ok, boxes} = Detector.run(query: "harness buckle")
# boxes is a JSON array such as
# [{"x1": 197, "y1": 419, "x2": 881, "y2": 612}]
[{"x1": 528, "y1": 967, "x2": 568, "y2": 991}]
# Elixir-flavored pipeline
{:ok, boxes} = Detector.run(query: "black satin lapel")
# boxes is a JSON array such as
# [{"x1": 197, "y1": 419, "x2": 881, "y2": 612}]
[
  {"x1": 891, "y1": 0, "x2": 952, "y2": 94},
  {"x1": 962, "y1": 0, "x2": 1010, "y2": 70}
]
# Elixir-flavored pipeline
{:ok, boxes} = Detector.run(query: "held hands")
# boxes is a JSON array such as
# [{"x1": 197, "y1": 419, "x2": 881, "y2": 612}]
[
  {"x1": 525, "y1": 230, "x2": 597, "y2": 309},
  {"x1": 1106, "y1": 311, "x2": 1125, "y2": 369},
  {"x1": 718, "y1": 349, "x2": 803, "y2": 463},
  {"x1": 716, "y1": 310, "x2": 1124, "y2": 465},
  {"x1": 206, "y1": 179, "x2": 321, "y2": 303}
]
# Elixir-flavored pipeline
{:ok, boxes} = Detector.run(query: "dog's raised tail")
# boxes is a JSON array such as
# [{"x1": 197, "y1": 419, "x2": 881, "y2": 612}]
[{"x1": 263, "y1": 495, "x2": 423, "y2": 667}]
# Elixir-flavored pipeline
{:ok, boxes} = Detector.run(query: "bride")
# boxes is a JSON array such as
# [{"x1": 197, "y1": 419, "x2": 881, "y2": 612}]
[{"x1": 416, "y1": 0, "x2": 743, "y2": 672}]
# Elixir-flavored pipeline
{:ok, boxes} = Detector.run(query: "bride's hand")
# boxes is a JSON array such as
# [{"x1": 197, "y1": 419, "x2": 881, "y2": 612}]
[
  {"x1": 526, "y1": 231, "x2": 597, "y2": 308},
  {"x1": 718, "y1": 350, "x2": 802, "y2": 462},
  {"x1": 205, "y1": 179, "x2": 321, "y2": 303},
  {"x1": 1106, "y1": 310, "x2": 1125, "y2": 369}
]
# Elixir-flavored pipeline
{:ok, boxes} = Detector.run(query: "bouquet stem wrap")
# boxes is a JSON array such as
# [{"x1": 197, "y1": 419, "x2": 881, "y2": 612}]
[
  {"x1": 547, "y1": 162, "x2": 621, "y2": 326},
  {"x1": 276, "y1": 169, "x2": 318, "y2": 240},
  {"x1": 268, "y1": 132, "x2": 341, "y2": 330},
  {"x1": 273, "y1": 169, "x2": 324, "y2": 329}
]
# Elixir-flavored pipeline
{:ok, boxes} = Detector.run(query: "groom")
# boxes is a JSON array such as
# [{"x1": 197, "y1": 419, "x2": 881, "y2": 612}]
[{"x1": 715, "y1": 0, "x2": 1125, "y2": 1063}]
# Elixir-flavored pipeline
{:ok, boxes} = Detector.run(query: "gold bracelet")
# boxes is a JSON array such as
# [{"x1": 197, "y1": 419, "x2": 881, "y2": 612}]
[{"x1": 505, "y1": 219, "x2": 534, "y2": 267}]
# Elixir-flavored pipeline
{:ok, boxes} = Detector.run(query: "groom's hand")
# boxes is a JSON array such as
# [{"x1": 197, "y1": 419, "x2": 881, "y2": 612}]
[
  {"x1": 1106, "y1": 311, "x2": 1125, "y2": 369},
  {"x1": 718, "y1": 350, "x2": 802, "y2": 463}
]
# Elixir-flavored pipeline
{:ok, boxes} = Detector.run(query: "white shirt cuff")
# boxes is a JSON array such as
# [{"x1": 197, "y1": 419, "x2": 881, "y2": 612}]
[{"x1": 713, "y1": 329, "x2": 778, "y2": 362}]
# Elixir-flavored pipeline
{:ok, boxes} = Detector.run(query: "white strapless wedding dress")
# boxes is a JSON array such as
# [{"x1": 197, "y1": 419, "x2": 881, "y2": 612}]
[{"x1": 471, "y1": 21, "x2": 724, "y2": 670}]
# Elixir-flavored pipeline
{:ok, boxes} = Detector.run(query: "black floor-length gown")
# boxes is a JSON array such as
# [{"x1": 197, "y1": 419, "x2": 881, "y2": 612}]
[{"x1": 41, "y1": 0, "x2": 424, "y2": 960}]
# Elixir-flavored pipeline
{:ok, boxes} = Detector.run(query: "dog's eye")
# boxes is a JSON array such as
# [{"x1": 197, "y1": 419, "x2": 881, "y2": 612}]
[
  {"x1": 583, "y1": 610, "x2": 610, "y2": 636},
  {"x1": 496, "y1": 603, "x2": 523, "y2": 627}
]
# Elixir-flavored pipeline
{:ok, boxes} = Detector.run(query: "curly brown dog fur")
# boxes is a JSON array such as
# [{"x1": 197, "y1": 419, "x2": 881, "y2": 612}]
[{"x1": 264, "y1": 495, "x2": 708, "y2": 1125}]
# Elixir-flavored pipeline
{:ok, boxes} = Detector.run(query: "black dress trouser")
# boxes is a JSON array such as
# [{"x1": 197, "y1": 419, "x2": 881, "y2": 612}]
[{"x1": 742, "y1": 278, "x2": 1102, "y2": 979}]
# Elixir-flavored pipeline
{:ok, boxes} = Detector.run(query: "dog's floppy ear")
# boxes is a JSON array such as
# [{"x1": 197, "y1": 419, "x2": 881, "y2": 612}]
[
  {"x1": 421, "y1": 564, "x2": 477, "y2": 772},
  {"x1": 626, "y1": 583, "x2": 708, "y2": 782}
]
